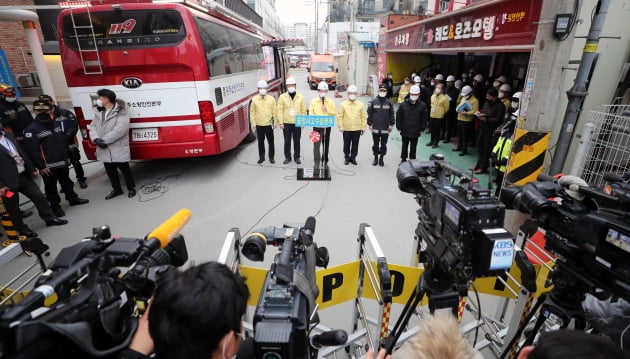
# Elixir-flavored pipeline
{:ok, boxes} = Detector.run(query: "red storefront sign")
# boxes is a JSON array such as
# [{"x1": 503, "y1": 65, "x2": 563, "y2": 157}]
[{"x1": 380, "y1": 0, "x2": 543, "y2": 51}]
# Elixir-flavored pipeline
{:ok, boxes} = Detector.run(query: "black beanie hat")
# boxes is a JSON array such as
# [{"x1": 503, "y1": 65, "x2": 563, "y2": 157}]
[{"x1": 97, "y1": 88, "x2": 116, "y2": 103}]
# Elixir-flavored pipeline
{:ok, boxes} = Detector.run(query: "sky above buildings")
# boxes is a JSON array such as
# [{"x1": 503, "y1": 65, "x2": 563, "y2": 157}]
[{"x1": 276, "y1": 0, "x2": 328, "y2": 26}]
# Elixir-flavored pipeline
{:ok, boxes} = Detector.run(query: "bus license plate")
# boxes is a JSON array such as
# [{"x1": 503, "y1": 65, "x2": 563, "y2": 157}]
[{"x1": 132, "y1": 128, "x2": 159, "y2": 142}]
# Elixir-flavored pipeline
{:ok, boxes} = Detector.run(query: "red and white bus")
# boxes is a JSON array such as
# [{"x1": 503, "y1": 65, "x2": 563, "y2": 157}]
[{"x1": 58, "y1": 0, "x2": 301, "y2": 160}]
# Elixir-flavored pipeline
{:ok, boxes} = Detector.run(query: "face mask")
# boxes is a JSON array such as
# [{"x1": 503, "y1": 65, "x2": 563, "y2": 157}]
[
  {"x1": 465, "y1": 94, "x2": 471, "y2": 99},
  {"x1": 511, "y1": 101, "x2": 519, "y2": 109},
  {"x1": 349, "y1": 94, "x2": 357, "y2": 101},
  {"x1": 378, "y1": 92, "x2": 387, "y2": 98},
  {"x1": 319, "y1": 92, "x2": 326, "y2": 98},
  {"x1": 410, "y1": 95, "x2": 419, "y2": 101},
  {"x1": 493, "y1": 81, "x2": 501, "y2": 88},
  {"x1": 404, "y1": 80, "x2": 410, "y2": 84},
  {"x1": 36, "y1": 113, "x2": 52, "y2": 122},
  {"x1": 287, "y1": 87, "x2": 295, "y2": 94},
  {"x1": 258, "y1": 89, "x2": 266, "y2": 96},
  {"x1": 5, "y1": 97, "x2": 16, "y2": 103},
  {"x1": 498, "y1": 92, "x2": 505, "y2": 99},
  {"x1": 96, "y1": 99, "x2": 103, "y2": 107},
  {"x1": 434, "y1": 89, "x2": 441, "y2": 94},
  {"x1": 430, "y1": 82, "x2": 435, "y2": 86}
]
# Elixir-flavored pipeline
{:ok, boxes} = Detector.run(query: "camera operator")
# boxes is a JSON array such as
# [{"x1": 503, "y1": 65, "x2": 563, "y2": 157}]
[
  {"x1": 120, "y1": 261, "x2": 250, "y2": 359},
  {"x1": 516, "y1": 329, "x2": 624, "y2": 359}
]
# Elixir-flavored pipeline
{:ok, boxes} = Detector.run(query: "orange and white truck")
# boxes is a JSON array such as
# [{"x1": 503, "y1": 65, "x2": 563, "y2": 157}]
[{"x1": 307, "y1": 53, "x2": 337, "y2": 90}]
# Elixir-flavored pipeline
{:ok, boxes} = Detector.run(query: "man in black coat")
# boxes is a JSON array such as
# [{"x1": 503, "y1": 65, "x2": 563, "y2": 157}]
[
  {"x1": 396, "y1": 85, "x2": 428, "y2": 162},
  {"x1": 0, "y1": 130, "x2": 67, "y2": 238},
  {"x1": 40, "y1": 94, "x2": 87, "y2": 189},
  {"x1": 23, "y1": 100, "x2": 89, "y2": 217},
  {"x1": 473, "y1": 88, "x2": 506, "y2": 174},
  {"x1": 0, "y1": 85, "x2": 33, "y2": 146},
  {"x1": 367, "y1": 84, "x2": 395, "y2": 166}
]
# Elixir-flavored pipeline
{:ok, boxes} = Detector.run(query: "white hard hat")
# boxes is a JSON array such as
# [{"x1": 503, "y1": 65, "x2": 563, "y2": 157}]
[
  {"x1": 461, "y1": 85, "x2": 473, "y2": 96},
  {"x1": 413, "y1": 76, "x2": 421, "y2": 83},
  {"x1": 499, "y1": 83, "x2": 512, "y2": 92},
  {"x1": 410, "y1": 85, "x2": 421, "y2": 94},
  {"x1": 257, "y1": 80, "x2": 267, "y2": 88},
  {"x1": 435, "y1": 74, "x2": 444, "y2": 81},
  {"x1": 286, "y1": 77, "x2": 296, "y2": 85},
  {"x1": 317, "y1": 81, "x2": 329, "y2": 91},
  {"x1": 454, "y1": 80, "x2": 463, "y2": 89},
  {"x1": 446, "y1": 75, "x2": 456, "y2": 82},
  {"x1": 473, "y1": 74, "x2": 484, "y2": 82},
  {"x1": 348, "y1": 85, "x2": 357, "y2": 93},
  {"x1": 512, "y1": 91, "x2": 523, "y2": 100},
  {"x1": 496, "y1": 75, "x2": 508, "y2": 83}
]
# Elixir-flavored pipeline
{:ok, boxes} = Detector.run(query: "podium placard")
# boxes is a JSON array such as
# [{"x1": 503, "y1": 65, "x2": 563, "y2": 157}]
[
  {"x1": 295, "y1": 115, "x2": 335, "y2": 181},
  {"x1": 295, "y1": 115, "x2": 335, "y2": 127}
]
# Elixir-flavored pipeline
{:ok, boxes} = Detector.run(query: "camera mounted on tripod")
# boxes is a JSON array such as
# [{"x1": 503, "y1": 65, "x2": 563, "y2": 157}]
[
  {"x1": 500, "y1": 173, "x2": 630, "y2": 302},
  {"x1": 397, "y1": 155, "x2": 514, "y2": 285}
]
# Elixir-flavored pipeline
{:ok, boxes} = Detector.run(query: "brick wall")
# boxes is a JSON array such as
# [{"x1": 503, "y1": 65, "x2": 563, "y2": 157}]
[{"x1": 0, "y1": 0, "x2": 46, "y2": 80}]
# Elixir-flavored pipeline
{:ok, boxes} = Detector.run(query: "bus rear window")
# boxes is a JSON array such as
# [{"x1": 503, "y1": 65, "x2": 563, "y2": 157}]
[{"x1": 61, "y1": 10, "x2": 186, "y2": 50}]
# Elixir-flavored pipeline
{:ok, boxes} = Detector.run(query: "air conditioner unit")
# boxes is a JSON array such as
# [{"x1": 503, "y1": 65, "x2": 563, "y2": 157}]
[
  {"x1": 30, "y1": 72, "x2": 41, "y2": 87},
  {"x1": 16, "y1": 73, "x2": 34, "y2": 88}
]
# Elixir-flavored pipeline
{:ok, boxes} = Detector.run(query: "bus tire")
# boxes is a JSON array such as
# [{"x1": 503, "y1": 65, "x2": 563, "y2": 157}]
[{"x1": 244, "y1": 121, "x2": 256, "y2": 143}]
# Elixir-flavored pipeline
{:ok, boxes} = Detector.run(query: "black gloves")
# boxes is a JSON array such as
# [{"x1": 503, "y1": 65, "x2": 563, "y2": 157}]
[{"x1": 94, "y1": 138, "x2": 108, "y2": 149}]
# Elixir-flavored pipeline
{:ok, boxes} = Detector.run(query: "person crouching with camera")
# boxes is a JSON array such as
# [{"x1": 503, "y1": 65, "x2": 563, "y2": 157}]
[{"x1": 120, "y1": 262, "x2": 250, "y2": 359}]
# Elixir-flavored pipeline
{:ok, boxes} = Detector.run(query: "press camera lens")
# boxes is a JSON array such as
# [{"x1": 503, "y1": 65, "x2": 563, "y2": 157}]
[
  {"x1": 397, "y1": 161, "x2": 422, "y2": 193},
  {"x1": 242, "y1": 233, "x2": 267, "y2": 261}
]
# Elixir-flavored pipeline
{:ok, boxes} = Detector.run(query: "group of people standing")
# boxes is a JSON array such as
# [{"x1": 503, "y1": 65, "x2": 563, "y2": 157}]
[
  {"x1": 250, "y1": 78, "x2": 394, "y2": 168},
  {"x1": 384, "y1": 70, "x2": 523, "y2": 194},
  {"x1": 0, "y1": 85, "x2": 136, "y2": 239}
]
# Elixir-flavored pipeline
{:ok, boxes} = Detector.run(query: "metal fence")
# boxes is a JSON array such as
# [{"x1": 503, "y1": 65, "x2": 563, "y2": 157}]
[{"x1": 572, "y1": 104, "x2": 630, "y2": 188}]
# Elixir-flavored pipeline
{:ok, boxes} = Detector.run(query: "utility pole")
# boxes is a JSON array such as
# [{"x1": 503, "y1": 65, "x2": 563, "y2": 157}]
[
  {"x1": 502, "y1": 0, "x2": 577, "y2": 234},
  {"x1": 549, "y1": 0, "x2": 611, "y2": 174},
  {"x1": 314, "y1": 0, "x2": 319, "y2": 52}
]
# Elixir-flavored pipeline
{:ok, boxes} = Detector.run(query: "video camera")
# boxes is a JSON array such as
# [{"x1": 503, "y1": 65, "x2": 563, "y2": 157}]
[
  {"x1": 396, "y1": 156, "x2": 514, "y2": 286},
  {"x1": 0, "y1": 209, "x2": 191, "y2": 359},
  {"x1": 500, "y1": 174, "x2": 630, "y2": 301},
  {"x1": 241, "y1": 216, "x2": 346, "y2": 359}
]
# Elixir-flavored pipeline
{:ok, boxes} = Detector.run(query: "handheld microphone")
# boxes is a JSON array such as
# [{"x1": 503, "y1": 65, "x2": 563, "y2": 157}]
[
  {"x1": 310, "y1": 329, "x2": 348, "y2": 348},
  {"x1": 145, "y1": 208, "x2": 192, "y2": 248}
]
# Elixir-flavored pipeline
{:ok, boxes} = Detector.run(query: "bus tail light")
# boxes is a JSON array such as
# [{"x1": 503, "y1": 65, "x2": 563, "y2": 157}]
[
  {"x1": 74, "y1": 106, "x2": 89, "y2": 139},
  {"x1": 199, "y1": 101, "x2": 216, "y2": 133}
]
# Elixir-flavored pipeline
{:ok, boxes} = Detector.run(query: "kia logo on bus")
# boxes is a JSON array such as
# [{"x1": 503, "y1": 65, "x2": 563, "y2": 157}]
[{"x1": 121, "y1": 77, "x2": 142, "y2": 89}]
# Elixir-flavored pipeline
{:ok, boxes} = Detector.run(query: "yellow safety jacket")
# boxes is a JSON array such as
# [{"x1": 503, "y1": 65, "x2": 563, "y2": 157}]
[
  {"x1": 250, "y1": 94, "x2": 277, "y2": 126},
  {"x1": 277, "y1": 92, "x2": 307, "y2": 125},
  {"x1": 492, "y1": 136, "x2": 513, "y2": 173},
  {"x1": 501, "y1": 98, "x2": 511, "y2": 111},
  {"x1": 456, "y1": 95, "x2": 479, "y2": 122},
  {"x1": 430, "y1": 93, "x2": 450, "y2": 119},
  {"x1": 337, "y1": 99, "x2": 367, "y2": 131},
  {"x1": 308, "y1": 97, "x2": 337, "y2": 117},
  {"x1": 398, "y1": 83, "x2": 411, "y2": 103}
]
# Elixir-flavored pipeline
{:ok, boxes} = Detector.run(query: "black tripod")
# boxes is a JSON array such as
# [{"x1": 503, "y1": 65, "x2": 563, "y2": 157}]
[
  {"x1": 383, "y1": 265, "x2": 466, "y2": 354},
  {"x1": 499, "y1": 264, "x2": 588, "y2": 358}
]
